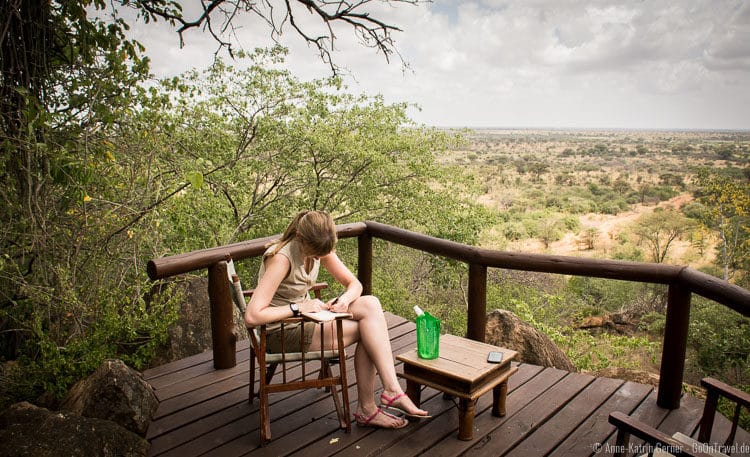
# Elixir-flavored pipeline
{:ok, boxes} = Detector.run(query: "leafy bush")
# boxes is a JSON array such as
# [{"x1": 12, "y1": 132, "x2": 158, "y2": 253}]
[{"x1": 688, "y1": 298, "x2": 750, "y2": 386}]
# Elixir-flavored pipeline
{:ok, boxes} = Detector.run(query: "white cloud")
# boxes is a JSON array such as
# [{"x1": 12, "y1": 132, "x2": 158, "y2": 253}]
[{"x1": 120, "y1": 0, "x2": 750, "y2": 130}]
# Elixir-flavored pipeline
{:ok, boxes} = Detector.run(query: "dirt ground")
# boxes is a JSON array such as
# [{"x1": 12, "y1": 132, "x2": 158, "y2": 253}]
[{"x1": 508, "y1": 193, "x2": 713, "y2": 267}]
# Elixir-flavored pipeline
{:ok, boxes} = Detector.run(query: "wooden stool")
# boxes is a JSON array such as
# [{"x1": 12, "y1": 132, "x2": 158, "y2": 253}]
[{"x1": 397, "y1": 334, "x2": 518, "y2": 440}]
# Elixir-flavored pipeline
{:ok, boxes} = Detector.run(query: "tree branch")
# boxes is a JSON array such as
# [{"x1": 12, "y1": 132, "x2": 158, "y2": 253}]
[{"x1": 133, "y1": 0, "x2": 421, "y2": 73}]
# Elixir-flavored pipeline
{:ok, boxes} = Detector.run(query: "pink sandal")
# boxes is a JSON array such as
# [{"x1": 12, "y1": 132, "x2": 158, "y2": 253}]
[
  {"x1": 353, "y1": 408, "x2": 408, "y2": 429},
  {"x1": 380, "y1": 392, "x2": 432, "y2": 419}
]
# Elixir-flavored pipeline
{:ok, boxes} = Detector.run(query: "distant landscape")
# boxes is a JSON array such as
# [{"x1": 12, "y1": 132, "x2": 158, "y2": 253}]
[
  {"x1": 448, "y1": 128, "x2": 744, "y2": 261},
  {"x1": 421, "y1": 128, "x2": 749, "y2": 388}
]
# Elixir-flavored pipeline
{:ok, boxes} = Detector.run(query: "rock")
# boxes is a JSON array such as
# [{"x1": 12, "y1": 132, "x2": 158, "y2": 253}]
[
  {"x1": 611, "y1": 313, "x2": 630, "y2": 325},
  {"x1": 578, "y1": 315, "x2": 615, "y2": 329},
  {"x1": 0, "y1": 401, "x2": 149, "y2": 457},
  {"x1": 149, "y1": 275, "x2": 247, "y2": 365},
  {"x1": 485, "y1": 309, "x2": 576, "y2": 372},
  {"x1": 60, "y1": 359, "x2": 157, "y2": 436},
  {"x1": 596, "y1": 367, "x2": 660, "y2": 387}
]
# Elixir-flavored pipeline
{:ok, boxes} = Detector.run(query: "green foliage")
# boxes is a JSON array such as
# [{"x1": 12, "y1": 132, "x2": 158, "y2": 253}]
[
  {"x1": 2, "y1": 39, "x2": 490, "y2": 405},
  {"x1": 694, "y1": 170, "x2": 750, "y2": 283},
  {"x1": 565, "y1": 277, "x2": 656, "y2": 314},
  {"x1": 116, "y1": 48, "x2": 473, "y2": 250},
  {"x1": 0, "y1": 0, "x2": 172, "y2": 406},
  {"x1": 555, "y1": 329, "x2": 658, "y2": 373},
  {"x1": 492, "y1": 289, "x2": 658, "y2": 373},
  {"x1": 688, "y1": 298, "x2": 750, "y2": 384}
]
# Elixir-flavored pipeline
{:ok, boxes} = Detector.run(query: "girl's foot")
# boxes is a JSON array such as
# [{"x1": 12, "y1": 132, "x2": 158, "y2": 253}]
[
  {"x1": 353, "y1": 406, "x2": 408, "y2": 429},
  {"x1": 380, "y1": 391, "x2": 432, "y2": 419}
]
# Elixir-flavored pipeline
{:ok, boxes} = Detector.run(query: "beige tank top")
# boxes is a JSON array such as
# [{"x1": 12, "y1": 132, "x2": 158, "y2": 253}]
[{"x1": 258, "y1": 239, "x2": 320, "y2": 307}]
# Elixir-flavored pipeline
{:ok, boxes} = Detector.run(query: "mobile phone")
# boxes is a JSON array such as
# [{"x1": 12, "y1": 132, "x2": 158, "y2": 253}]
[{"x1": 487, "y1": 351, "x2": 503, "y2": 363}]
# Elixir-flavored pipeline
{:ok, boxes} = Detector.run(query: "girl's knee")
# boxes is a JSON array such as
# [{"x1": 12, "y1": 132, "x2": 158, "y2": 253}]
[
  {"x1": 353, "y1": 295, "x2": 383, "y2": 317},
  {"x1": 360, "y1": 295, "x2": 382, "y2": 312}
]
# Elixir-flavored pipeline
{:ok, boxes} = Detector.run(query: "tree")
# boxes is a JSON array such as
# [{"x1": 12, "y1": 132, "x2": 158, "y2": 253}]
[
  {"x1": 632, "y1": 209, "x2": 694, "y2": 263},
  {"x1": 579, "y1": 227, "x2": 599, "y2": 250},
  {"x1": 1, "y1": 0, "x2": 421, "y2": 290},
  {"x1": 695, "y1": 172, "x2": 750, "y2": 282},
  {"x1": 538, "y1": 217, "x2": 562, "y2": 249},
  {"x1": 113, "y1": 48, "x2": 471, "y2": 246}
]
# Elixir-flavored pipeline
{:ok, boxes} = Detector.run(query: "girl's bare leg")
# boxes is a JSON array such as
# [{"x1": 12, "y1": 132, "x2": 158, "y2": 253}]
[
  {"x1": 348, "y1": 296, "x2": 428, "y2": 417},
  {"x1": 308, "y1": 295, "x2": 428, "y2": 422}
]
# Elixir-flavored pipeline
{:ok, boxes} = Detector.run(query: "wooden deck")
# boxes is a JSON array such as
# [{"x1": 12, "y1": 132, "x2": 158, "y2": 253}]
[{"x1": 143, "y1": 313, "x2": 748, "y2": 457}]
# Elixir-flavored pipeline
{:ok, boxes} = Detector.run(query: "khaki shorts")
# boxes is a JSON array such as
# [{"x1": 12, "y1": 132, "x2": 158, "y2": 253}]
[{"x1": 265, "y1": 321, "x2": 317, "y2": 353}]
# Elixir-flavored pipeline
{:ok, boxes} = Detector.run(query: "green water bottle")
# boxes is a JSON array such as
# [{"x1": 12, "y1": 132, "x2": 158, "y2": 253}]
[{"x1": 414, "y1": 305, "x2": 440, "y2": 359}]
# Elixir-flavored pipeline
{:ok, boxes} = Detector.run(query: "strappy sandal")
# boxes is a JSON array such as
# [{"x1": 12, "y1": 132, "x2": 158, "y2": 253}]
[
  {"x1": 353, "y1": 408, "x2": 409, "y2": 429},
  {"x1": 380, "y1": 392, "x2": 433, "y2": 419}
]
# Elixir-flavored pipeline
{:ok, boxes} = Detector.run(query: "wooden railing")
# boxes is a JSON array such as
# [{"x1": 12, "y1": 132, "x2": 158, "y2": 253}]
[{"x1": 147, "y1": 221, "x2": 750, "y2": 410}]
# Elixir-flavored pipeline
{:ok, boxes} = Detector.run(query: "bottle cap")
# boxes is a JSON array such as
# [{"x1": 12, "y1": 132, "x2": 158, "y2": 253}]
[{"x1": 413, "y1": 305, "x2": 424, "y2": 316}]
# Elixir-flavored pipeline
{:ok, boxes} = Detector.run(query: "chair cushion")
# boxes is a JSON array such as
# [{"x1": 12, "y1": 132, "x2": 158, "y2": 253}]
[{"x1": 264, "y1": 350, "x2": 343, "y2": 363}]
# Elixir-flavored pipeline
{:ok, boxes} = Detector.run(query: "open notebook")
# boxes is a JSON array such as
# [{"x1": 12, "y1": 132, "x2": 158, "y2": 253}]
[{"x1": 301, "y1": 310, "x2": 353, "y2": 322}]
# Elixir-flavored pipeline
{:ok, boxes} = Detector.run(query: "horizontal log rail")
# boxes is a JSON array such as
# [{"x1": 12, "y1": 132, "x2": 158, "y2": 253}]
[{"x1": 147, "y1": 220, "x2": 750, "y2": 409}]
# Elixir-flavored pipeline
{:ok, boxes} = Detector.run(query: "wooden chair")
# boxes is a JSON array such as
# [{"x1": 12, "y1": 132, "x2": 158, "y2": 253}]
[
  {"x1": 608, "y1": 377, "x2": 750, "y2": 457},
  {"x1": 226, "y1": 258, "x2": 351, "y2": 445}
]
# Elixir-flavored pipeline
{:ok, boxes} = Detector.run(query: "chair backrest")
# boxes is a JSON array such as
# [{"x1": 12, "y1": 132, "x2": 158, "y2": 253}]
[{"x1": 226, "y1": 257, "x2": 248, "y2": 314}]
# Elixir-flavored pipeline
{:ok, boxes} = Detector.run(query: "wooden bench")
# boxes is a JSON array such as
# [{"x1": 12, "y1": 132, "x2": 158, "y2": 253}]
[{"x1": 396, "y1": 333, "x2": 518, "y2": 440}]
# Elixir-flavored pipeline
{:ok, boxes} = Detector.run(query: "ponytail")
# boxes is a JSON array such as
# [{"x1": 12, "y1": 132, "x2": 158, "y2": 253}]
[{"x1": 267, "y1": 210, "x2": 337, "y2": 256}]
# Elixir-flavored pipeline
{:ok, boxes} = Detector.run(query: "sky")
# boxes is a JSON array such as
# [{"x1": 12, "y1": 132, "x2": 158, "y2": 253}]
[{"x1": 122, "y1": 0, "x2": 750, "y2": 130}]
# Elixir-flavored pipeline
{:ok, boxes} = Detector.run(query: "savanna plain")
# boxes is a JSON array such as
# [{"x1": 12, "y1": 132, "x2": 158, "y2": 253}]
[{"x1": 422, "y1": 128, "x2": 750, "y2": 395}]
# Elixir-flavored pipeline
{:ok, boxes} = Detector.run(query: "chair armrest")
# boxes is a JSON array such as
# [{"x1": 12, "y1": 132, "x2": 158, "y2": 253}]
[
  {"x1": 699, "y1": 377, "x2": 750, "y2": 444},
  {"x1": 608, "y1": 411, "x2": 712, "y2": 457},
  {"x1": 701, "y1": 378, "x2": 750, "y2": 409},
  {"x1": 309, "y1": 282, "x2": 329, "y2": 296}
]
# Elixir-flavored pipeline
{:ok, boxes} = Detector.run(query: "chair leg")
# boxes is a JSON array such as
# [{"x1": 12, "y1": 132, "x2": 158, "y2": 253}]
[
  {"x1": 266, "y1": 363, "x2": 278, "y2": 384},
  {"x1": 249, "y1": 349, "x2": 256, "y2": 403},
  {"x1": 259, "y1": 385, "x2": 271, "y2": 445},
  {"x1": 320, "y1": 360, "x2": 332, "y2": 392},
  {"x1": 326, "y1": 362, "x2": 347, "y2": 431}
]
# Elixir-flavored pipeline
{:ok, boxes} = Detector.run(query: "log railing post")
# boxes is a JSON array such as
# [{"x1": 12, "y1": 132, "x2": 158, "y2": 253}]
[
  {"x1": 208, "y1": 260, "x2": 237, "y2": 369},
  {"x1": 467, "y1": 263, "x2": 487, "y2": 342},
  {"x1": 358, "y1": 233, "x2": 373, "y2": 296},
  {"x1": 657, "y1": 283, "x2": 692, "y2": 409}
]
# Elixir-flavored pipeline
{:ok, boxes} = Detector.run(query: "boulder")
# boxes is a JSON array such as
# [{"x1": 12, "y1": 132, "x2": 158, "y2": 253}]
[
  {"x1": 60, "y1": 359, "x2": 157, "y2": 436},
  {"x1": 150, "y1": 275, "x2": 247, "y2": 365},
  {"x1": 0, "y1": 401, "x2": 149, "y2": 457},
  {"x1": 485, "y1": 309, "x2": 576, "y2": 372}
]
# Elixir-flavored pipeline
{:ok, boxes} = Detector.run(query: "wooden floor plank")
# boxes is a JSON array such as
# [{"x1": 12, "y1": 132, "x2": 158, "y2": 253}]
[
  {"x1": 144, "y1": 311, "x2": 749, "y2": 457},
  {"x1": 595, "y1": 389, "x2": 667, "y2": 452},
  {"x1": 148, "y1": 347, "x2": 251, "y2": 391},
  {"x1": 422, "y1": 366, "x2": 570, "y2": 457},
  {"x1": 504, "y1": 375, "x2": 623, "y2": 457},
  {"x1": 150, "y1": 318, "x2": 417, "y2": 456},
  {"x1": 659, "y1": 394, "x2": 705, "y2": 437},
  {"x1": 144, "y1": 339, "x2": 251, "y2": 381},
  {"x1": 371, "y1": 363, "x2": 544, "y2": 457},
  {"x1": 459, "y1": 371, "x2": 596, "y2": 457},
  {"x1": 232, "y1": 331, "x2": 421, "y2": 456},
  {"x1": 549, "y1": 380, "x2": 654, "y2": 457}
]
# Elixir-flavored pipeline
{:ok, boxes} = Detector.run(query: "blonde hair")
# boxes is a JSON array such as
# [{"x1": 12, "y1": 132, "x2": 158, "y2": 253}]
[{"x1": 268, "y1": 210, "x2": 337, "y2": 257}]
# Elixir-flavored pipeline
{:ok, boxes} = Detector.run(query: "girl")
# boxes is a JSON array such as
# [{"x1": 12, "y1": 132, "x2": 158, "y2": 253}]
[{"x1": 244, "y1": 210, "x2": 430, "y2": 429}]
